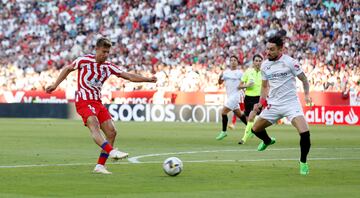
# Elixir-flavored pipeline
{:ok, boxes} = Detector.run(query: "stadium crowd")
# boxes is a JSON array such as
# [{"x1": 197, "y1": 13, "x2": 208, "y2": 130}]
[{"x1": 0, "y1": 0, "x2": 359, "y2": 96}]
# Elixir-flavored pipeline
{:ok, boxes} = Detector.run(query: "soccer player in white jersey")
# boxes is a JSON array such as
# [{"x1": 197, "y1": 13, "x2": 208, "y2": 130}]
[
  {"x1": 46, "y1": 37, "x2": 157, "y2": 174},
  {"x1": 251, "y1": 35, "x2": 312, "y2": 175},
  {"x1": 216, "y1": 56, "x2": 247, "y2": 140}
]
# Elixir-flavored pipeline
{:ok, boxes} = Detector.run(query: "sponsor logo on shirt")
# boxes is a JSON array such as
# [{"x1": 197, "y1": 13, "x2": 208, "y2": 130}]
[
  {"x1": 89, "y1": 78, "x2": 102, "y2": 88},
  {"x1": 266, "y1": 72, "x2": 288, "y2": 79}
]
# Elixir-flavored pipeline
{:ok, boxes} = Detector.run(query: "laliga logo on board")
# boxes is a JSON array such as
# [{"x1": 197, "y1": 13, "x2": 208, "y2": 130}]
[
  {"x1": 344, "y1": 108, "x2": 359, "y2": 124},
  {"x1": 305, "y1": 106, "x2": 359, "y2": 125}
]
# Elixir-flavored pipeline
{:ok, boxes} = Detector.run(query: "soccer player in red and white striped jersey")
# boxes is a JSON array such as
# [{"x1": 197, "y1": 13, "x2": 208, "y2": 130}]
[{"x1": 46, "y1": 37, "x2": 157, "y2": 174}]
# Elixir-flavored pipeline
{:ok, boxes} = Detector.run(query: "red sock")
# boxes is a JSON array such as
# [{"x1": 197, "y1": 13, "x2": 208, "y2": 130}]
[
  {"x1": 101, "y1": 142, "x2": 113, "y2": 154},
  {"x1": 232, "y1": 115, "x2": 237, "y2": 125},
  {"x1": 97, "y1": 152, "x2": 109, "y2": 165}
]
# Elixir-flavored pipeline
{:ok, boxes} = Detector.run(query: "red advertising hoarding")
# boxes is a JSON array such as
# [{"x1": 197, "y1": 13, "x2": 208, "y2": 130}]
[
  {"x1": 0, "y1": 91, "x2": 68, "y2": 103},
  {"x1": 0, "y1": 90, "x2": 359, "y2": 125}
]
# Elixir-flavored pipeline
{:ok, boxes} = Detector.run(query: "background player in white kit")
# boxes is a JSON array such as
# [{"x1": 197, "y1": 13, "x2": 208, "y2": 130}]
[
  {"x1": 216, "y1": 56, "x2": 247, "y2": 140},
  {"x1": 251, "y1": 35, "x2": 312, "y2": 175}
]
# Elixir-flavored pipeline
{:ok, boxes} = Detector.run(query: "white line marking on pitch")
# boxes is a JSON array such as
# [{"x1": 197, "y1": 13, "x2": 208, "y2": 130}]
[
  {"x1": 0, "y1": 147, "x2": 359, "y2": 169},
  {"x1": 128, "y1": 147, "x2": 360, "y2": 163},
  {"x1": 139, "y1": 157, "x2": 360, "y2": 164},
  {"x1": 127, "y1": 148, "x2": 293, "y2": 163}
]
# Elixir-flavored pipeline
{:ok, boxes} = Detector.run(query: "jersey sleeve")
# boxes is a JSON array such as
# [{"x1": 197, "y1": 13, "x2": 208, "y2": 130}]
[
  {"x1": 260, "y1": 61, "x2": 269, "y2": 80},
  {"x1": 241, "y1": 70, "x2": 248, "y2": 82},
  {"x1": 289, "y1": 58, "x2": 303, "y2": 76},
  {"x1": 260, "y1": 63, "x2": 268, "y2": 80},
  {"x1": 71, "y1": 57, "x2": 83, "y2": 70},
  {"x1": 261, "y1": 69, "x2": 268, "y2": 80},
  {"x1": 108, "y1": 63, "x2": 124, "y2": 77}
]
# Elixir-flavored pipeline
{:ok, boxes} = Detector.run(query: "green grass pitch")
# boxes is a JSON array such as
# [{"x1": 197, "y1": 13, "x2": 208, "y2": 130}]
[{"x1": 0, "y1": 118, "x2": 359, "y2": 198}]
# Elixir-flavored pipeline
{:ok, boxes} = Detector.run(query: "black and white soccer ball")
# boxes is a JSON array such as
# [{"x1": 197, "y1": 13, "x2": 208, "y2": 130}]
[{"x1": 163, "y1": 157, "x2": 183, "y2": 176}]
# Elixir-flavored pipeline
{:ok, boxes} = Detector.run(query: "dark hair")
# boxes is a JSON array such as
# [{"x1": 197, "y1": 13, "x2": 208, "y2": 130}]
[
  {"x1": 230, "y1": 55, "x2": 239, "y2": 63},
  {"x1": 253, "y1": 54, "x2": 263, "y2": 61},
  {"x1": 96, "y1": 37, "x2": 112, "y2": 48},
  {"x1": 267, "y1": 35, "x2": 284, "y2": 47}
]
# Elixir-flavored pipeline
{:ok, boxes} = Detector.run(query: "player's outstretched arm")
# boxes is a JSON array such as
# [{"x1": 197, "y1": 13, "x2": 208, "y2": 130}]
[
  {"x1": 297, "y1": 72, "x2": 312, "y2": 105},
  {"x1": 45, "y1": 65, "x2": 75, "y2": 93},
  {"x1": 118, "y1": 72, "x2": 157, "y2": 83}
]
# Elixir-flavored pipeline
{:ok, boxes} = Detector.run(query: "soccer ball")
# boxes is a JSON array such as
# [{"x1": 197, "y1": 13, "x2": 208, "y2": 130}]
[{"x1": 163, "y1": 157, "x2": 183, "y2": 176}]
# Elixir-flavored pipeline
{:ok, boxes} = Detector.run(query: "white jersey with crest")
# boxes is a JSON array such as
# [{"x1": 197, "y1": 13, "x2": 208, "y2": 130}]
[
  {"x1": 261, "y1": 54, "x2": 303, "y2": 105},
  {"x1": 222, "y1": 69, "x2": 243, "y2": 99}
]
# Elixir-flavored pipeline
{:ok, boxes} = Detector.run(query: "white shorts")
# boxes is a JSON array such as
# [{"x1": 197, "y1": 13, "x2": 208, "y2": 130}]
[
  {"x1": 259, "y1": 101, "x2": 304, "y2": 124},
  {"x1": 225, "y1": 96, "x2": 240, "y2": 110}
]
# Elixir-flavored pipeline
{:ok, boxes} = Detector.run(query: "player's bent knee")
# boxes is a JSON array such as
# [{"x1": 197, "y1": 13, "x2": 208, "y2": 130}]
[
  {"x1": 103, "y1": 124, "x2": 117, "y2": 138},
  {"x1": 291, "y1": 116, "x2": 309, "y2": 133},
  {"x1": 251, "y1": 125, "x2": 261, "y2": 133},
  {"x1": 109, "y1": 128, "x2": 117, "y2": 138},
  {"x1": 252, "y1": 118, "x2": 272, "y2": 132},
  {"x1": 221, "y1": 111, "x2": 228, "y2": 115},
  {"x1": 251, "y1": 122, "x2": 262, "y2": 132}
]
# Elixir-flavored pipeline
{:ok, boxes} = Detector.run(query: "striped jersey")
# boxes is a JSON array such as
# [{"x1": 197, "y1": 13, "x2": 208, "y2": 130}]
[{"x1": 71, "y1": 54, "x2": 123, "y2": 101}]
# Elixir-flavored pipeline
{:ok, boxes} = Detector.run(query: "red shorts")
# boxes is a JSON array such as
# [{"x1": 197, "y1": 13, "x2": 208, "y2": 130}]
[{"x1": 75, "y1": 100, "x2": 112, "y2": 126}]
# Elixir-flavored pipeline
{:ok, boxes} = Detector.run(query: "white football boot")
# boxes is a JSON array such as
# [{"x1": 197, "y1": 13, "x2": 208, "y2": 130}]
[
  {"x1": 109, "y1": 148, "x2": 129, "y2": 160},
  {"x1": 93, "y1": 164, "x2": 112, "y2": 174}
]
